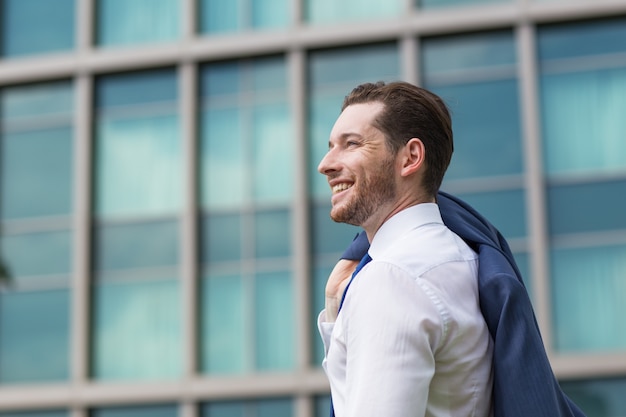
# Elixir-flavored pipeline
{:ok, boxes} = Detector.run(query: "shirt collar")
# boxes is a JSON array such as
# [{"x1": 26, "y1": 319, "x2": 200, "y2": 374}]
[{"x1": 368, "y1": 203, "x2": 443, "y2": 260}]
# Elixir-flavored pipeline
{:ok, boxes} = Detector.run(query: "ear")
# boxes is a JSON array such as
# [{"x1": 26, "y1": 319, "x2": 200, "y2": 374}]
[{"x1": 399, "y1": 138, "x2": 426, "y2": 177}]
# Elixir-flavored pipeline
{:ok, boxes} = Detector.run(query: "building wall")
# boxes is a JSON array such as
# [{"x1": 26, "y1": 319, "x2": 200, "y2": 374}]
[{"x1": 1, "y1": 0, "x2": 626, "y2": 416}]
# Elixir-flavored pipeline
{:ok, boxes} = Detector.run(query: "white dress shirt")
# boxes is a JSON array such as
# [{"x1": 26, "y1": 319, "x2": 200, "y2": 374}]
[{"x1": 318, "y1": 203, "x2": 494, "y2": 417}]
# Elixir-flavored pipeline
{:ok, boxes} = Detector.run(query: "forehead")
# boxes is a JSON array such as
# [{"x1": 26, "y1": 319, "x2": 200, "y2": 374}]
[{"x1": 330, "y1": 102, "x2": 385, "y2": 139}]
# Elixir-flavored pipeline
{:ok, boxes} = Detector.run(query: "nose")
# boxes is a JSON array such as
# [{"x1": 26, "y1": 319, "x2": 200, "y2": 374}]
[{"x1": 317, "y1": 146, "x2": 338, "y2": 176}]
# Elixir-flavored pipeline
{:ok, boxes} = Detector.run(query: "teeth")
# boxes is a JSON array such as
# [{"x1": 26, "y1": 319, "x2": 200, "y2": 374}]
[{"x1": 332, "y1": 183, "x2": 352, "y2": 193}]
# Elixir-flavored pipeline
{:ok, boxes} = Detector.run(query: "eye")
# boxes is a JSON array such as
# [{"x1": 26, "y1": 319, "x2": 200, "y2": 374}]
[{"x1": 346, "y1": 140, "x2": 359, "y2": 148}]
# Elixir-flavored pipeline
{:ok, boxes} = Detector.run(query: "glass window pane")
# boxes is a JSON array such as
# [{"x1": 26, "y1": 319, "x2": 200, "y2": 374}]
[
  {"x1": 561, "y1": 378, "x2": 626, "y2": 417},
  {"x1": 255, "y1": 271, "x2": 294, "y2": 370},
  {"x1": 0, "y1": 230, "x2": 71, "y2": 283},
  {"x1": 0, "y1": 411, "x2": 67, "y2": 417},
  {"x1": 540, "y1": 69, "x2": 626, "y2": 176},
  {"x1": 93, "y1": 220, "x2": 179, "y2": 272},
  {"x1": 418, "y1": 0, "x2": 511, "y2": 9},
  {"x1": 201, "y1": 402, "x2": 244, "y2": 417},
  {"x1": 0, "y1": 289, "x2": 69, "y2": 383},
  {"x1": 253, "y1": 103, "x2": 292, "y2": 203},
  {"x1": 94, "y1": 70, "x2": 180, "y2": 218},
  {"x1": 201, "y1": 399, "x2": 293, "y2": 417},
  {"x1": 199, "y1": 0, "x2": 289, "y2": 33},
  {"x1": 1, "y1": 81, "x2": 73, "y2": 122},
  {"x1": 1, "y1": 129, "x2": 73, "y2": 219},
  {"x1": 538, "y1": 18, "x2": 626, "y2": 177},
  {"x1": 200, "y1": 107, "x2": 245, "y2": 209},
  {"x1": 547, "y1": 179, "x2": 626, "y2": 235},
  {"x1": 538, "y1": 18, "x2": 626, "y2": 61},
  {"x1": 200, "y1": 58, "x2": 290, "y2": 209},
  {"x1": 551, "y1": 244, "x2": 626, "y2": 352},
  {"x1": 254, "y1": 209, "x2": 291, "y2": 259},
  {"x1": 308, "y1": 44, "x2": 399, "y2": 199},
  {"x1": 201, "y1": 274, "x2": 246, "y2": 374},
  {"x1": 92, "y1": 279, "x2": 181, "y2": 380},
  {"x1": 422, "y1": 31, "x2": 522, "y2": 180},
  {"x1": 257, "y1": 398, "x2": 293, "y2": 417},
  {"x1": 200, "y1": 214, "x2": 242, "y2": 263},
  {"x1": 1, "y1": 0, "x2": 74, "y2": 57},
  {"x1": 306, "y1": 0, "x2": 402, "y2": 24},
  {"x1": 199, "y1": 57, "x2": 293, "y2": 375},
  {"x1": 454, "y1": 189, "x2": 526, "y2": 239},
  {"x1": 1, "y1": 81, "x2": 74, "y2": 220},
  {"x1": 314, "y1": 396, "x2": 331, "y2": 417},
  {"x1": 434, "y1": 81, "x2": 522, "y2": 179},
  {"x1": 96, "y1": 0, "x2": 179, "y2": 46},
  {"x1": 91, "y1": 405, "x2": 178, "y2": 417}
]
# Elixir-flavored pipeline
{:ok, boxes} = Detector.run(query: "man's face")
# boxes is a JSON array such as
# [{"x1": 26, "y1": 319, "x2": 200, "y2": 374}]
[{"x1": 317, "y1": 102, "x2": 398, "y2": 227}]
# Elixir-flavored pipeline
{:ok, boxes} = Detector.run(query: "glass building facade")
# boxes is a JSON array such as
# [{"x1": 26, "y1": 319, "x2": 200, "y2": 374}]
[{"x1": 1, "y1": 0, "x2": 625, "y2": 416}]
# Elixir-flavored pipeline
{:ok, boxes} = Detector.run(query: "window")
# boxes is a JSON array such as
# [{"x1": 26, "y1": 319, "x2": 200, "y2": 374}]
[
  {"x1": 0, "y1": 411, "x2": 67, "y2": 417},
  {"x1": 91, "y1": 69, "x2": 182, "y2": 380},
  {"x1": 561, "y1": 377, "x2": 626, "y2": 417},
  {"x1": 91, "y1": 405, "x2": 177, "y2": 417},
  {"x1": 418, "y1": 0, "x2": 511, "y2": 9},
  {"x1": 307, "y1": 43, "x2": 399, "y2": 363},
  {"x1": 538, "y1": 18, "x2": 626, "y2": 353},
  {"x1": 96, "y1": 0, "x2": 179, "y2": 47},
  {"x1": 0, "y1": 0, "x2": 74, "y2": 57},
  {"x1": 306, "y1": 0, "x2": 402, "y2": 24},
  {"x1": 422, "y1": 31, "x2": 526, "y2": 240},
  {"x1": 0, "y1": 81, "x2": 73, "y2": 384},
  {"x1": 198, "y1": 57, "x2": 294, "y2": 374},
  {"x1": 199, "y1": 0, "x2": 289, "y2": 33},
  {"x1": 201, "y1": 398, "x2": 293, "y2": 417}
]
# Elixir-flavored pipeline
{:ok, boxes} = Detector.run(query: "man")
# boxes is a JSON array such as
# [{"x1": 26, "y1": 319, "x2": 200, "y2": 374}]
[{"x1": 317, "y1": 81, "x2": 494, "y2": 417}]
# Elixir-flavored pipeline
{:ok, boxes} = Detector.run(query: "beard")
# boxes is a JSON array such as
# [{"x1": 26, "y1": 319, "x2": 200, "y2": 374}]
[{"x1": 330, "y1": 154, "x2": 397, "y2": 226}]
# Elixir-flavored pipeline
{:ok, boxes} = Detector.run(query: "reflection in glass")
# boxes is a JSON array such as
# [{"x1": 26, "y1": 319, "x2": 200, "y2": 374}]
[
  {"x1": 0, "y1": 81, "x2": 73, "y2": 385},
  {"x1": 0, "y1": 290, "x2": 69, "y2": 383},
  {"x1": 0, "y1": 230, "x2": 71, "y2": 282},
  {"x1": 96, "y1": 0, "x2": 179, "y2": 46},
  {"x1": 538, "y1": 18, "x2": 626, "y2": 177},
  {"x1": 1, "y1": 0, "x2": 74, "y2": 57},
  {"x1": 201, "y1": 398, "x2": 292, "y2": 417},
  {"x1": 306, "y1": 0, "x2": 402, "y2": 24},
  {"x1": 255, "y1": 271, "x2": 293, "y2": 370},
  {"x1": 91, "y1": 405, "x2": 178, "y2": 417},
  {"x1": 0, "y1": 411, "x2": 67, "y2": 417},
  {"x1": 254, "y1": 209, "x2": 291, "y2": 259},
  {"x1": 199, "y1": 0, "x2": 289, "y2": 33},
  {"x1": 199, "y1": 57, "x2": 294, "y2": 375},
  {"x1": 422, "y1": 31, "x2": 521, "y2": 180},
  {"x1": 454, "y1": 190, "x2": 526, "y2": 239},
  {"x1": 92, "y1": 279, "x2": 181, "y2": 380},
  {"x1": 1, "y1": 129, "x2": 73, "y2": 219},
  {"x1": 547, "y1": 180, "x2": 626, "y2": 236},
  {"x1": 561, "y1": 378, "x2": 626, "y2": 417},
  {"x1": 201, "y1": 274, "x2": 246, "y2": 374},
  {"x1": 418, "y1": 0, "x2": 510, "y2": 9},
  {"x1": 551, "y1": 245, "x2": 626, "y2": 352},
  {"x1": 92, "y1": 69, "x2": 181, "y2": 381},
  {"x1": 93, "y1": 220, "x2": 178, "y2": 272}
]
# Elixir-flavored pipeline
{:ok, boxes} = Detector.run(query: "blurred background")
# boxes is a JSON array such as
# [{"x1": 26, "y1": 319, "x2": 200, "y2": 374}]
[{"x1": 1, "y1": 0, "x2": 626, "y2": 416}]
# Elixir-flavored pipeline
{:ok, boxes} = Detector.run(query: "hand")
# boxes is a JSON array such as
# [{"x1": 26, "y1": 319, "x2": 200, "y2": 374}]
[{"x1": 325, "y1": 259, "x2": 359, "y2": 322}]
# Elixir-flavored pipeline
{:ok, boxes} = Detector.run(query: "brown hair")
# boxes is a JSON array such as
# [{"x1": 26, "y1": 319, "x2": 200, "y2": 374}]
[{"x1": 341, "y1": 81, "x2": 453, "y2": 198}]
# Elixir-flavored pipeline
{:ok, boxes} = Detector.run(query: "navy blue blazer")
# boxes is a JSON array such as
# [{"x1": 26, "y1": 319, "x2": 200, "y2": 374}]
[{"x1": 340, "y1": 191, "x2": 586, "y2": 417}]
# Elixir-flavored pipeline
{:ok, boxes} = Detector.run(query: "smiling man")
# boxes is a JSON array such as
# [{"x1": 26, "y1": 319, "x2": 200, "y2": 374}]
[{"x1": 317, "y1": 81, "x2": 494, "y2": 417}]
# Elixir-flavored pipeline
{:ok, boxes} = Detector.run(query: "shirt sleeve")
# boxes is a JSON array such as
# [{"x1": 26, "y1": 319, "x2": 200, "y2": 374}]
[{"x1": 340, "y1": 261, "x2": 444, "y2": 417}]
